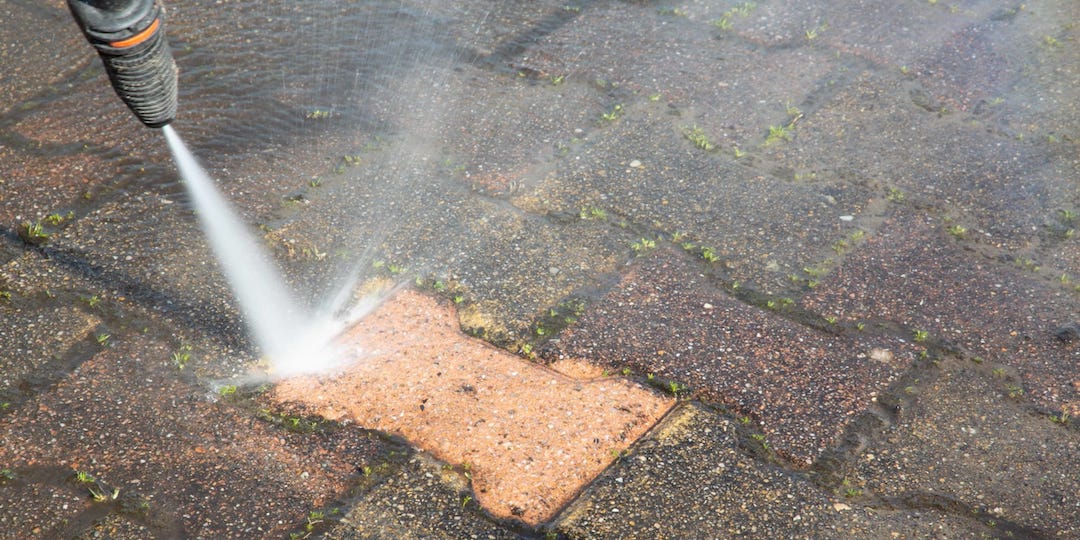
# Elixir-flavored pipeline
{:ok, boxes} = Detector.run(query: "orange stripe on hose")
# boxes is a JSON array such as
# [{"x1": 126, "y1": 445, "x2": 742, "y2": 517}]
[{"x1": 109, "y1": 17, "x2": 160, "y2": 48}]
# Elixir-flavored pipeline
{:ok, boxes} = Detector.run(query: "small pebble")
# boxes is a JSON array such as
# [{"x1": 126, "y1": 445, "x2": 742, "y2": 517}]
[{"x1": 629, "y1": 159, "x2": 642, "y2": 168}]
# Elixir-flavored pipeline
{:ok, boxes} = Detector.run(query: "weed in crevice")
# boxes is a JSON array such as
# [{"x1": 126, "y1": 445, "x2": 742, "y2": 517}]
[
  {"x1": 710, "y1": 1, "x2": 757, "y2": 31},
  {"x1": 117, "y1": 492, "x2": 153, "y2": 519},
  {"x1": 712, "y1": 17, "x2": 733, "y2": 30},
  {"x1": 17, "y1": 221, "x2": 49, "y2": 246},
  {"x1": 646, "y1": 373, "x2": 689, "y2": 398},
  {"x1": 579, "y1": 205, "x2": 607, "y2": 220},
  {"x1": 804, "y1": 23, "x2": 828, "y2": 41},
  {"x1": 682, "y1": 125, "x2": 715, "y2": 151},
  {"x1": 631, "y1": 237, "x2": 657, "y2": 256},
  {"x1": 784, "y1": 101, "x2": 802, "y2": 118},
  {"x1": 72, "y1": 470, "x2": 119, "y2": 502},
  {"x1": 44, "y1": 211, "x2": 74, "y2": 226},
  {"x1": 886, "y1": 187, "x2": 905, "y2": 203},
  {"x1": 172, "y1": 343, "x2": 193, "y2": 370},
  {"x1": 1014, "y1": 257, "x2": 1040, "y2": 273},
  {"x1": 657, "y1": 6, "x2": 687, "y2": 16},
  {"x1": 749, "y1": 433, "x2": 768, "y2": 449},
  {"x1": 529, "y1": 297, "x2": 587, "y2": 347},
  {"x1": 1004, "y1": 383, "x2": 1024, "y2": 399},
  {"x1": 764, "y1": 124, "x2": 792, "y2": 145},
  {"x1": 600, "y1": 103, "x2": 624, "y2": 122},
  {"x1": 289, "y1": 508, "x2": 340, "y2": 540},
  {"x1": 519, "y1": 342, "x2": 535, "y2": 360},
  {"x1": 371, "y1": 259, "x2": 406, "y2": 277}
]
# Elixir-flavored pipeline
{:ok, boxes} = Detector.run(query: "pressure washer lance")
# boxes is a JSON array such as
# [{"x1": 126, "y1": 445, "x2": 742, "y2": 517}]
[{"x1": 67, "y1": 0, "x2": 178, "y2": 128}]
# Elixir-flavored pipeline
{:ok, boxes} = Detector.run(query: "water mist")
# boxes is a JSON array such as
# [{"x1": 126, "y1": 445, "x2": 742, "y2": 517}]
[{"x1": 161, "y1": 124, "x2": 345, "y2": 377}]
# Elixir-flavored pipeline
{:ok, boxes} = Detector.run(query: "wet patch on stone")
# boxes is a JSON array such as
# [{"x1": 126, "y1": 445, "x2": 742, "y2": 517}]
[
  {"x1": 0, "y1": 300, "x2": 99, "y2": 415},
  {"x1": 771, "y1": 69, "x2": 1074, "y2": 249},
  {"x1": 520, "y1": 100, "x2": 880, "y2": 294},
  {"x1": 845, "y1": 356, "x2": 1079, "y2": 537},
  {"x1": 0, "y1": 334, "x2": 388, "y2": 538},
  {"x1": 272, "y1": 288, "x2": 674, "y2": 525},
  {"x1": 0, "y1": 2, "x2": 87, "y2": 116}
]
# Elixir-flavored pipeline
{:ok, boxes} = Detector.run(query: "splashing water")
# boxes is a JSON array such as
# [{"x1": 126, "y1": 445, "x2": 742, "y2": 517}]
[{"x1": 162, "y1": 124, "x2": 346, "y2": 377}]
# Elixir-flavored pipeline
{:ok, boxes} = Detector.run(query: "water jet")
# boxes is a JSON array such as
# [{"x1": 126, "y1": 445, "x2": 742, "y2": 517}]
[{"x1": 161, "y1": 124, "x2": 351, "y2": 377}]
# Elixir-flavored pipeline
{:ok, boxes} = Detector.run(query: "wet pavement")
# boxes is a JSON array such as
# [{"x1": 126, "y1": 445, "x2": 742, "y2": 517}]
[{"x1": 1, "y1": 0, "x2": 1077, "y2": 538}]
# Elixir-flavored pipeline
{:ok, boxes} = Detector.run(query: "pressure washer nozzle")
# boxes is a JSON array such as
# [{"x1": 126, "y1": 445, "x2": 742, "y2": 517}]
[{"x1": 67, "y1": 0, "x2": 178, "y2": 128}]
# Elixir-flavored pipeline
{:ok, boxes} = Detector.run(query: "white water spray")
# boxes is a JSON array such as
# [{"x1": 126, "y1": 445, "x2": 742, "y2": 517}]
[{"x1": 162, "y1": 124, "x2": 345, "y2": 377}]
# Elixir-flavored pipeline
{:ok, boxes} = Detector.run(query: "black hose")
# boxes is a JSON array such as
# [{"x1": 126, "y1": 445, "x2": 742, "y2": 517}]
[{"x1": 67, "y1": 0, "x2": 178, "y2": 128}]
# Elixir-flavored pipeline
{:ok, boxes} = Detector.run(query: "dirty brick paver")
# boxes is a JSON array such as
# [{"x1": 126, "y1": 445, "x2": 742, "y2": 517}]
[
  {"x1": 554, "y1": 402, "x2": 1014, "y2": 539},
  {"x1": 848, "y1": 357, "x2": 1080, "y2": 538},
  {"x1": 325, "y1": 454, "x2": 522, "y2": 540},
  {"x1": 544, "y1": 250, "x2": 916, "y2": 466},
  {"x1": 803, "y1": 212, "x2": 1080, "y2": 416},
  {"x1": 554, "y1": 403, "x2": 835, "y2": 539}
]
